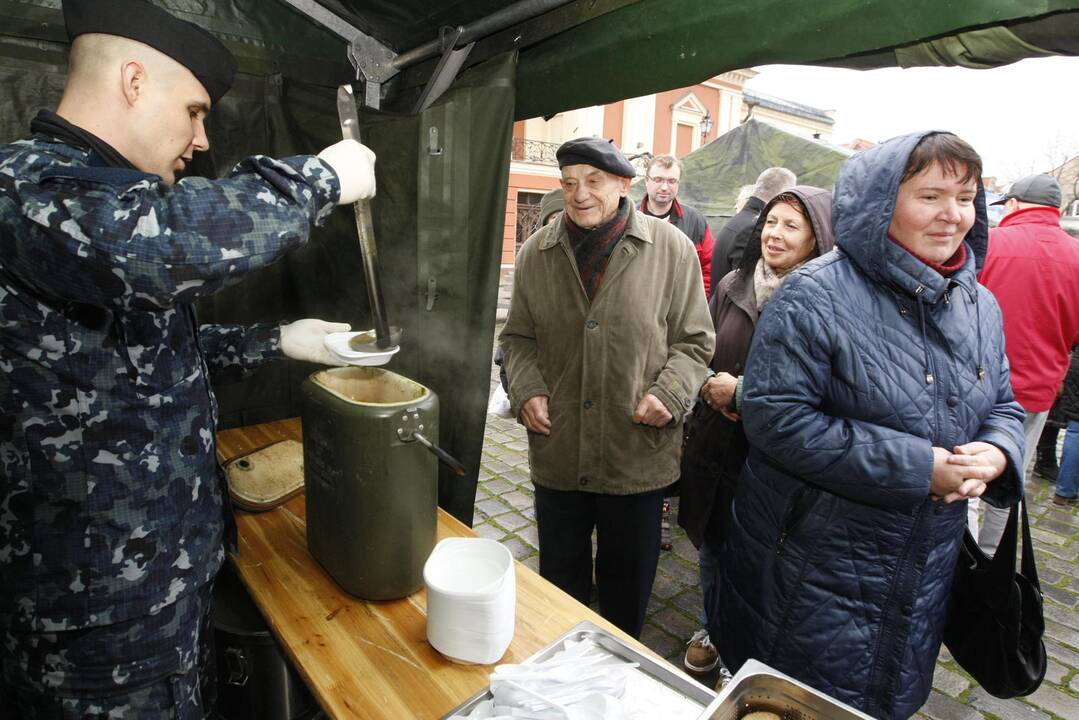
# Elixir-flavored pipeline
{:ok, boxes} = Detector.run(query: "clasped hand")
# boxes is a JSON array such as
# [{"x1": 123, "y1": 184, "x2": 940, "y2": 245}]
[
  {"x1": 518, "y1": 393, "x2": 672, "y2": 435},
  {"x1": 700, "y1": 372, "x2": 740, "y2": 421},
  {"x1": 930, "y1": 441, "x2": 1007, "y2": 503}
]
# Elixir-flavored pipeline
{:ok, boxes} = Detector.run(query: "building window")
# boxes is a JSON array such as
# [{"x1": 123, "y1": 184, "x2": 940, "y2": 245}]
[
  {"x1": 516, "y1": 191, "x2": 545, "y2": 251},
  {"x1": 675, "y1": 122, "x2": 695, "y2": 157}
]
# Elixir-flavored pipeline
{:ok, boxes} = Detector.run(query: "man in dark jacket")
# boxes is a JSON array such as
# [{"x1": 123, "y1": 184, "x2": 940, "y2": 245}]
[
  {"x1": 639, "y1": 154, "x2": 714, "y2": 296},
  {"x1": 710, "y1": 166, "x2": 796, "y2": 286},
  {"x1": 0, "y1": 1, "x2": 376, "y2": 715},
  {"x1": 975, "y1": 173, "x2": 1079, "y2": 551}
]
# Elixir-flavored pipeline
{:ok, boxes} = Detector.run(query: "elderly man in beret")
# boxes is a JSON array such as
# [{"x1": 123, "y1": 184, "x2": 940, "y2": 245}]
[
  {"x1": 0, "y1": 0, "x2": 376, "y2": 715},
  {"x1": 500, "y1": 137, "x2": 714, "y2": 638}
]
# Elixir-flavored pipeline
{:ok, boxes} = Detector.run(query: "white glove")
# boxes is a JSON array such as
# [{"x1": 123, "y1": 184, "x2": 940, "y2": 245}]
[
  {"x1": 281, "y1": 319, "x2": 351, "y2": 366},
  {"x1": 317, "y1": 139, "x2": 376, "y2": 204}
]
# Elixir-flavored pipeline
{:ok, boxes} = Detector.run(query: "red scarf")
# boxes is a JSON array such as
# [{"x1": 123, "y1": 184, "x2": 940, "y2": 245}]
[
  {"x1": 891, "y1": 238, "x2": 967, "y2": 277},
  {"x1": 564, "y1": 199, "x2": 631, "y2": 301}
]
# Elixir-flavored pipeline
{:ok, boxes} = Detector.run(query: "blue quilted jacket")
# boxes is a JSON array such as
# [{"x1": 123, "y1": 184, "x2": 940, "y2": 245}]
[{"x1": 716, "y1": 132, "x2": 1025, "y2": 720}]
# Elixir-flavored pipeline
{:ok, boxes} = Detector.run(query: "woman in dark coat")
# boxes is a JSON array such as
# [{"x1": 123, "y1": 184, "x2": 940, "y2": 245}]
[
  {"x1": 677, "y1": 187, "x2": 834, "y2": 673},
  {"x1": 716, "y1": 132, "x2": 1026, "y2": 719}
]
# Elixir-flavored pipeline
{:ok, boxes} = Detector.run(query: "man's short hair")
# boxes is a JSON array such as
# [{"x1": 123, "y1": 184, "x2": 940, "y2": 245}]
[
  {"x1": 753, "y1": 167, "x2": 797, "y2": 203},
  {"x1": 646, "y1": 154, "x2": 682, "y2": 176},
  {"x1": 734, "y1": 184, "x2": 755, "y2": 212}
]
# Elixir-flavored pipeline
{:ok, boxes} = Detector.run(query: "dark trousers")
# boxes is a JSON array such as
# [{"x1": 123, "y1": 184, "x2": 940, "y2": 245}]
[
  {"x1": 0, "y1": 582, "x2": 215, "y2": 719},
  {"x1": 533, "y1": 484, "x2": 664, "y2": 639}
]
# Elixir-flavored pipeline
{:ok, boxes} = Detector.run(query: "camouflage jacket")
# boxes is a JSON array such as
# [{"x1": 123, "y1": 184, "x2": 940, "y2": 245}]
[{"x1": 0, "y1": 131, "x2": 339, "y2": 632}]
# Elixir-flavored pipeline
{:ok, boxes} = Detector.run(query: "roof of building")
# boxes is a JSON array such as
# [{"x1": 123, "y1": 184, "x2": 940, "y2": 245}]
[{"x1": 743, "y1": 89, "x2": 835, "y2": 125}]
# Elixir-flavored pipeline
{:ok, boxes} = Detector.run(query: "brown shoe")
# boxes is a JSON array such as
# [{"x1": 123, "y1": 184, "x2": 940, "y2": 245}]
[
  {"x1": 1052, "y1": 494, "x2": 1077, "y2": 506},
  {"x1": 684, "y1": 629, "x2": 719, "y2": 673}
]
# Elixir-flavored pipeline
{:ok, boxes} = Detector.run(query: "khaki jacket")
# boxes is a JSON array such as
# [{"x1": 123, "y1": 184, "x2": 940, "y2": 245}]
[{"x1": 500, "y1": 209, "x2": 714, "y2": 494}]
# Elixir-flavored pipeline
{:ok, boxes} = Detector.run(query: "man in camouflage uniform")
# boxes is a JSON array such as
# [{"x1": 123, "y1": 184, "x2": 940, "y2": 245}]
[{"x1": 0, "y1": 1, "x2": 376, "y2": 716}]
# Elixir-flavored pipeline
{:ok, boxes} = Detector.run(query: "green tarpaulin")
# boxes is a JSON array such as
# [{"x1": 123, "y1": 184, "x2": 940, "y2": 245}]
[{"x1": 675, "y1": 119, "x2": 851, "y2": 233}]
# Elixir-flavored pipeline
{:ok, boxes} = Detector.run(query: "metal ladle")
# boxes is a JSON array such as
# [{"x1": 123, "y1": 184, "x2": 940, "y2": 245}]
[{"x1": 337, "y1": 84, "x2": 398, "y2": 351}]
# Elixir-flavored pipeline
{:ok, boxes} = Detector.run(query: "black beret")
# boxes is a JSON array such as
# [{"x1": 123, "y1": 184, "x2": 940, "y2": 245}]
[
  {"x1": 556, "y1": 137, "x2": 636, "y2": 178},
  {"x1": 64, "y1": 0, "x2": 237, "y2": 105}
]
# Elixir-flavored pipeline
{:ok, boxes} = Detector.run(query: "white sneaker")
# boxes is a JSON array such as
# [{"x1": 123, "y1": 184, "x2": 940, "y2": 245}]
[
  {"x1": 715, "y1": 664, "x2": 733, "y2": 691},
  {"x1": 683, "y1": 628, "x2": 719, "y2": 673}
]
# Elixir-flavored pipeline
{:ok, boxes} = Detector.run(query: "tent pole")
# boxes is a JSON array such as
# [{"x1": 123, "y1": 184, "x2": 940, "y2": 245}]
[
  {"x1": 392, "y1": 0, "x2": 576, "y2": 70},
  {"x1": 278, "y1": 0, "x2": 575, "y2": 108}
]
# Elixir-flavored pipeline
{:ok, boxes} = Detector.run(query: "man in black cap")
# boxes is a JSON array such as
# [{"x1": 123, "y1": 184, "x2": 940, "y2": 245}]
[
  {"x1": 972, "y1": 173, "x2": 1079, "y2": 552},
  {"x1": 0, "y1": 1, "x2": 376, "y2": 715},
  {"x1": 500, "y1": 137, "x2": 714, "y2": 638}
]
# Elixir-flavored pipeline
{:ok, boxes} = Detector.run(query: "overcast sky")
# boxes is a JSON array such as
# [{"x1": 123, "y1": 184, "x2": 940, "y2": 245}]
[{"x1": 745, "y1": 56, "x2": 1079, "y2": 183}]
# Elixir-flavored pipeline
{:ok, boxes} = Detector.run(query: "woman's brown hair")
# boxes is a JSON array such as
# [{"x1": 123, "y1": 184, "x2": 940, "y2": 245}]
[
  {"x1": 900, "y1": 132, "x2": 982, "y2": 186},
  {"x1": 770, "y1": 192, "x2": 810, "y2": 219}
]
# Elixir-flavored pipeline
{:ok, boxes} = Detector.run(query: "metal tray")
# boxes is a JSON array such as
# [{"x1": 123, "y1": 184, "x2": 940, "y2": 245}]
[
  {"x1": 442, "y1": 620, "x2": 716, "y2": 718},
  {"x1": 696, "y1": 659, "x2": 875, "y2": 720}
]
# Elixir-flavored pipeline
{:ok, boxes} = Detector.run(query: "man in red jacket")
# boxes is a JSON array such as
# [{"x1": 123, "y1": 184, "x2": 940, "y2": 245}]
[
  {"x1": 640, "y1": 155, "x2": 714, "y2": 296},
  {"x1": 976, "y1": 173, "x2": 1079, "y2": 553}
]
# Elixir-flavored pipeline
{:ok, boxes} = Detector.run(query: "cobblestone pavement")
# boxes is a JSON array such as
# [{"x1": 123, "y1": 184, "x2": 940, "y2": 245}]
[{"x1": 479, "y1": 318, "x2": 1079, "y2": 719}]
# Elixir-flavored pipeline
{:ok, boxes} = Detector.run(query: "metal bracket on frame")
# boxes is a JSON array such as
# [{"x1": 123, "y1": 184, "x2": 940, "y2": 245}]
[
  {"x1": 411, "y1": 25, "x2": 474, "y2": 114},
  {"x1": 347, "y1": 32, "x2": 399, "y2": 109},
  {"x1": 279, "y1": 0, "x2": 399, "y2": 109}
]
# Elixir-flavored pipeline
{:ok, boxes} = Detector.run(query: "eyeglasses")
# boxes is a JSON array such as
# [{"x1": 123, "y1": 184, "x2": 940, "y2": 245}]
[{"x1": 647, "y1": 177, "x2": 679, "y2": 186}]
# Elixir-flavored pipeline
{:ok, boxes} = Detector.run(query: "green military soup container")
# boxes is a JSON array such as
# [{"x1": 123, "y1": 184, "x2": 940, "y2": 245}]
[{"x1": 301, "y1": 367, "x2": 438, "y2": 600}]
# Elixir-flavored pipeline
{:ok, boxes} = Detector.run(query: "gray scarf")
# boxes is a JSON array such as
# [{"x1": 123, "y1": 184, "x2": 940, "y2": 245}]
[{"x1": 753, "y1": 258, "x2": 807, "y2": 311}]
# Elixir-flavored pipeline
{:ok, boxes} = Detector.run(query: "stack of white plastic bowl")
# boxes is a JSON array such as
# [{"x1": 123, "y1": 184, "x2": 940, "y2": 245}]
[{"x1": 424, "y1": 537, "x2": 516, "y2": 664}]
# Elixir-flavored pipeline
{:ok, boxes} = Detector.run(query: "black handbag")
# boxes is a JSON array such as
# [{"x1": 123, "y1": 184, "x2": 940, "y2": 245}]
[{"x1": 943, "y1": 498, "x2": 1046, "y2": 698}]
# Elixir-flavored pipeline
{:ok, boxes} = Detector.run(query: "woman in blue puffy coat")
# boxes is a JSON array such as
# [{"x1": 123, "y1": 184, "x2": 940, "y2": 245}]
[{"x1": 715, "y1": 132, "x2": 1026, "y2": 719}]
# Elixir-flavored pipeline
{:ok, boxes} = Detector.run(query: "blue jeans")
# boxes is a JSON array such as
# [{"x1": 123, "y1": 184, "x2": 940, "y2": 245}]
[{"x1": 1058, "y1": 420, "x2": 1079, "y2": 499}]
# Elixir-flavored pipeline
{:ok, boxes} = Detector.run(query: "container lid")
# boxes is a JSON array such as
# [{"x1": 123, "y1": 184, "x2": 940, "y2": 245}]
[{"x1": 310, "y1": 366, "x2": 430, "y2": 407}]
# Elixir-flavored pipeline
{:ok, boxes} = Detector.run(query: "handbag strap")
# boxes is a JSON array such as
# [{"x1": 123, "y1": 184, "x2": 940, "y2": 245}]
[{"x1": 1018, "y1": 497, "x2": 1041, "y2": 591}]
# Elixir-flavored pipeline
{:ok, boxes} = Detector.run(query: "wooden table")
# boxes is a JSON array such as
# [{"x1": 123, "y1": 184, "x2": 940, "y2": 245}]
[{"x1": 217, "y1": 418, "x2": 657, "y2": 719}]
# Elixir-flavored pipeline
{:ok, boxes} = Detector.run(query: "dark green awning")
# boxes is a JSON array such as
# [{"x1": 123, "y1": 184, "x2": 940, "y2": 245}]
[{"x1": 6, "y1": 1, "x2": 1079, "y2": 117}]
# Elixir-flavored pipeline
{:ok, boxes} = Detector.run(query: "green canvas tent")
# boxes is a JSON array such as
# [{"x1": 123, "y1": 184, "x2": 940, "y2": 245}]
[
  {"x1": 631, "y1": 118, "x2": 851, "y2": 233},
  {"x1": 3, "y1": 0, "x2": 1079, "y2": 525}
]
